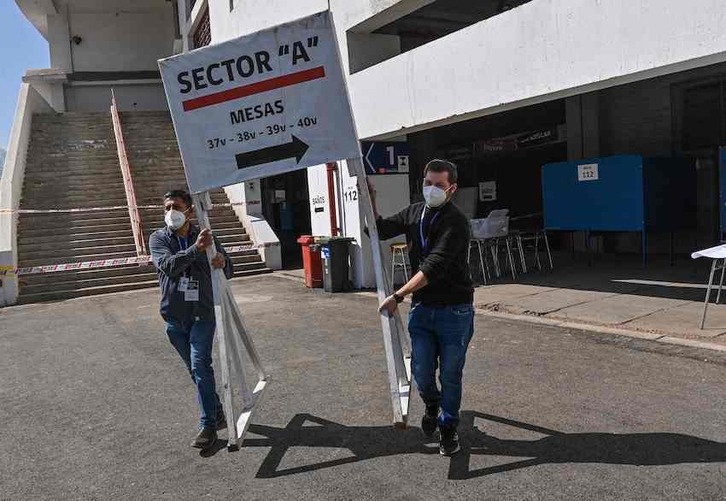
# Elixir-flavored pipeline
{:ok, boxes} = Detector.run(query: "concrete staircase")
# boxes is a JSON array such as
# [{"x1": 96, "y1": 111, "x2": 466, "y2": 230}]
[
  {"x1": 120, "y1": 110, "x2": 269, "y2": 278},
  {"x1": 17, "y1": 112, "x2": 155, "y2": 303},
  {"x1": 15, "y1": 111, "x2": 269, "y2": 304}
]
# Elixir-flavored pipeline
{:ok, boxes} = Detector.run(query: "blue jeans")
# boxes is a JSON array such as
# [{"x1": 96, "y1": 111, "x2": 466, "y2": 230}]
[
  {"x1": 165, "y1": 319, "x2": 221, "y2": 429},
  {"x1": 408, "y1": 303, "x2": 475, "y2": 427}
]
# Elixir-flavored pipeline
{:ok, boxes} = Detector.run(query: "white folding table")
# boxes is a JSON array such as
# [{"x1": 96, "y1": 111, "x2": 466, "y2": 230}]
[{"x1": 692, "y1": 244, "x2": 726, "y2": 329}]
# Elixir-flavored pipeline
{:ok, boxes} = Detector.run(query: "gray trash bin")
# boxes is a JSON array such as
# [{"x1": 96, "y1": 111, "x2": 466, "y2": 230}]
[{"x1": 319, "y1": 237, "x2": 354, "y2": 292}]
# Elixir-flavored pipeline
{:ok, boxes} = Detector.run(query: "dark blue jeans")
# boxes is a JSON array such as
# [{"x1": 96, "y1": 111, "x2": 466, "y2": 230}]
[
  {"x1": 408, "y1": 303, "x2": 475, "y2": 427},
  {"x1": 165, "y1": 319, "x2": 221, "y2": 429}
]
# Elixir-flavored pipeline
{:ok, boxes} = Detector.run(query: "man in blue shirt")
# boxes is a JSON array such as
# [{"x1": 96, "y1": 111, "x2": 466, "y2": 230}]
[{"x1": 149, "y1": 190, "x2": 234, "y2": 450}]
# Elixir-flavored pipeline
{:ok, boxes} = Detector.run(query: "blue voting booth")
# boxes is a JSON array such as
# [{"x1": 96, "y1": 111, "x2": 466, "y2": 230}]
[{"x1": 542, "y1": 155, "x2": 696, "y2": 265}]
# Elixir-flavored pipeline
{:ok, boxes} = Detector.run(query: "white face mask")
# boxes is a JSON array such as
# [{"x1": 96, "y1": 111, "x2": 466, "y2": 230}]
[
  {"x1": 165, "y1": 209, "x2": 188, "y2": 230},
  {"x1": 423, "y1": 185, "x2": 450, "y2": 208}
]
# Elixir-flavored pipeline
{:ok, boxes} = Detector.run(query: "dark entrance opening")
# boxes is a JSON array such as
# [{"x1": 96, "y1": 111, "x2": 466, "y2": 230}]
[{"x1": 261, "y1": 170, "x2": 311, "y2": 269}]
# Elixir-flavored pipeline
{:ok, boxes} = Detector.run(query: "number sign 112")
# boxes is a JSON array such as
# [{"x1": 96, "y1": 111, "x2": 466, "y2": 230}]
[{"x1": 578, "y1": 163, "x2": 599, "y2": 182}]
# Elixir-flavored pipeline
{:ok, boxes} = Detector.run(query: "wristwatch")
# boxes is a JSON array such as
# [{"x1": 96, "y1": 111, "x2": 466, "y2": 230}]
[{"x1": 392, "y1": 293, "x2": 405, "y2": 304}]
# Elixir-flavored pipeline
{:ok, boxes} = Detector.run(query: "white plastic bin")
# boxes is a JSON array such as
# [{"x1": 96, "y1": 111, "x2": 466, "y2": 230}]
[{"x1": 470, "y1": 210, "x2": 510, "y2": 239}]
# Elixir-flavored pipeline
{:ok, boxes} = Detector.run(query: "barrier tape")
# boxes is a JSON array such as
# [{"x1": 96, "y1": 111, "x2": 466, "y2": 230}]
[
  {"x1": 0, "y1": 201, "x2": 261, "y2": 214},
  {"x1": 0, "y1": 243, "x2": 262, "y2": 276}
]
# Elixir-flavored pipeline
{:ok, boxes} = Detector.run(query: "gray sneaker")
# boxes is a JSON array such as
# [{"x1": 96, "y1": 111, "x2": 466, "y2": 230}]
[
  {"x1": 191, "y1": 426, "x2": 217, "y2": 450},
  {"x1": 439, "y1": 424, "x2": 461, "y2": 456}
]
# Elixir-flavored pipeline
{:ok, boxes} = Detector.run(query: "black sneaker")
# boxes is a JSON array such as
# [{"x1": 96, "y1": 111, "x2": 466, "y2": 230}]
[
  {"x1": 421, "y1": 405, "x2": 439, "y2": 437},
  {"x1": 191, "y1": 426, "x2": 217, "y2": 450},
  {"x1": 439, "y1": 424, "x2": 461, "y2": 456},
  {"x1": 215, "y1": 407, "x2": 227, "y2": 431}
]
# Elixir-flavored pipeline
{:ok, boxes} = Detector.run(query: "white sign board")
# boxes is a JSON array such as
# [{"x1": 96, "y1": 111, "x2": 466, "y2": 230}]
[
  {"x1": 479, "y1": 181, "x2": 497, "y2": 201},
  {"x1": 158, "y1": 11, "x2": 360, "y2": 194},
  {"x1": 578, "y1": 163, "x2": 599, "y2": 182}
]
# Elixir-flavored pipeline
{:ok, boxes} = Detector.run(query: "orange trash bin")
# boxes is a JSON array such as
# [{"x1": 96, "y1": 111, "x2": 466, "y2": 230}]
[{"x1": 296, "y1": 235, "x2": 323, "y2": 288}]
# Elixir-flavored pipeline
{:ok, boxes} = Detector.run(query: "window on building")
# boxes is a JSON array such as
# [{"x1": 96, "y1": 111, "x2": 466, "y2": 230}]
[
  {"x1": 348, "y1": 0, "x2": 534, "y2": 73},
  {"x1": 193, "y1": 7, "x2": 211, "y2": 48}
]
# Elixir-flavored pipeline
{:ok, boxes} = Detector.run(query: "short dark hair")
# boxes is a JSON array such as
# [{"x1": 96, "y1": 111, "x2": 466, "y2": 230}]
[
  {"x1": 163, "y1": 189, "x2": 192, "y2": 208},
  {"x1": 424, "y1": 159, "x2": 458, "y2": 184}
]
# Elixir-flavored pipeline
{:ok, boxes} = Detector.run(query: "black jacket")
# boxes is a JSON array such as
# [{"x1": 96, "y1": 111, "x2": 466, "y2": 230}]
[
  {"x1": 149, "y1": 225, "x2": 234, "y2": 323},
  {"x1": 376, "y1": 201, "x2": 474, "y2": 306}
]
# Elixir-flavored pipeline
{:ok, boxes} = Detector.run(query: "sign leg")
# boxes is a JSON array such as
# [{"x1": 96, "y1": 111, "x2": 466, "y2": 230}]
[
  {"x1": 347, "y1": 156, "x2": 411, "y2": 426},
  {"x1": 192, "y1": 193, "x2": 239, "y2": 450},
  {"x1": 224, "y1": 285, "x2": 268, "y2": 379},
  {"x1": 222, "y1": 289, "x2": 269, "y2": 441}
]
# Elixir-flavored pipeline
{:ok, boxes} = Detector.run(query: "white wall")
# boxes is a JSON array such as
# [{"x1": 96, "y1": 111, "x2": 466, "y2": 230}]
[
  {"x1": 65, "y1": 83, "x2": 168, "y2": 112},
  {"x1": 69, "y1": 9, "x2": 175, "y2": 72},
  {"x1": 307, "y1": 162, "x2": 408, "y2": 288},
  {"x1": 0, "y1": 84, "x2": 54, "y2": 306},
  {"x1": 28, "y1": 77, "x2": 67, "y2": 113},
  {"x1": 35, "y1": 5, "x2": 177, "y2": 112},
  {"x1": 210, "y1": 0, "x2": 327, "y2": 42},
  {"x1": 349, "y1": 0, "x2": 726, "y2": 140},
  {"x1": 363, "y1": 173, "x2": 409, "y2": 288},
  {"x1": 208, "y1": 0, "x2": 726, "y2": 141},
  {"x1": 208, "y1": 0, "x2": 431, "y2": 74}
]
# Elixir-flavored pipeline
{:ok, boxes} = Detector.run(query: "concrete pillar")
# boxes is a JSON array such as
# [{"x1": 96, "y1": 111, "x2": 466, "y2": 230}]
[
  {"x1": 566, "y1": 92, "x2": 600, "y2": 160},
  {"x1": 581, "y1": 92, "x2": 600, "y2": 158},
  {"x1": 176, "y1": 0, "x2": 192, "y2": 52},
  {"x1": 565, "y1": 92, "x2": 601, "y2": 252},
  {"x1": 47, "y1": 12, "x2": 72, "y2": 72}
]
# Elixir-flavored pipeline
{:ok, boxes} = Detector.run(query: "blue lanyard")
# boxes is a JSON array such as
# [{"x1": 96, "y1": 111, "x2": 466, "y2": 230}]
[
  {"x1": 419, "y1": 207, "x2": 441, "y2": 256},
  {"x1": 176, "y1": 235, "x2": 191, "y2": 278}
]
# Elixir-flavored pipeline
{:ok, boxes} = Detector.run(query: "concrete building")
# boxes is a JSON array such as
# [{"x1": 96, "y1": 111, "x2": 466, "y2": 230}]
[{"x1": 3, "y1": 0, "x2": 726, "y2": 303}]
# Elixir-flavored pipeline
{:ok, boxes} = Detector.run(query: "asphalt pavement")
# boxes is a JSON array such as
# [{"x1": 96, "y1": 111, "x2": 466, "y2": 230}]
[{"x1": 1, "y1": 274, "x2": 726, "y2": 500}]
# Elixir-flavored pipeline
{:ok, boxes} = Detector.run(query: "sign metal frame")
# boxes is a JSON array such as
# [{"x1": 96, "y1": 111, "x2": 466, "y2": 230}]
[{"x1": 161, "y1": 11, "x2": 412, "y2": 451}]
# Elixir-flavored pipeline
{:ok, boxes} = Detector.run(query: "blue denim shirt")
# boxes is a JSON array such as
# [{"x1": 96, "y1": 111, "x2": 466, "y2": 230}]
[{"x1": 149, "y1": 225, "x2": 234, "y2": 323}]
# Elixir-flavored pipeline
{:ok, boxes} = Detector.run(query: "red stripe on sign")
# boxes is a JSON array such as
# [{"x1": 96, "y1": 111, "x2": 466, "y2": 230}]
[{"x1": 182, "y1": 66, "x2": 326, "y2": 112}]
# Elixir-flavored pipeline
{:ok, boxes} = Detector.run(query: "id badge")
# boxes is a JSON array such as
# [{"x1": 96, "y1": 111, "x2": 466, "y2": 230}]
[
  {"x1": 184, "y1": 279, "x2": 200, "y2": 302},
  {"x1": 178, "y1": 277, "x2": 189, "y2": 292}
]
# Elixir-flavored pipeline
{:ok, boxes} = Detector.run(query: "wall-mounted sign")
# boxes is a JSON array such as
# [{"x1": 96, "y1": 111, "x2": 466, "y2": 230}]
[
  {"x1": 397, "y1": 155, "x2": 410, "y2": 172},
  {"x1": 479, "y1": 181, "x2": 497, "y2": 202},
  {"x1": 361, "y1": 141, "x2": 410, "y2": 174},
  {"x1": 577, "y1": 163, "x2": 599, "y2": 181},
  {"x1": 444, "y1": 145, "x2": 474, "y2": 164},
  {"x1": 311, "y1": 193, "x2": 326, "y2": 213},
  {"x1": 473, "y1": 125, "x2": 567, "y2": 157}
]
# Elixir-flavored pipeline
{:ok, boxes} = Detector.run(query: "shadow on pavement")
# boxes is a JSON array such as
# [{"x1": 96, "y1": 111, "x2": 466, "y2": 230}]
[
  {"x1": 228, "y1": 412, "x2": 726, "y2": 480},
  {"x1": 449, "y1": 411, "x2": 726, "y2": 479},
  {"x1": 200, "y1": 439, "x2": 229, "y2": 458},
  {"x1": 491, "y1": 252, "x2": 714, "y2": 302}
]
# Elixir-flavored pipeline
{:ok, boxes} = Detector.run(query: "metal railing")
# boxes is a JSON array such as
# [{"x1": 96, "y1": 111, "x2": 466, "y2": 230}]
[{"x1": 110, "y1": 90, "x2": 147, "y2": 257}]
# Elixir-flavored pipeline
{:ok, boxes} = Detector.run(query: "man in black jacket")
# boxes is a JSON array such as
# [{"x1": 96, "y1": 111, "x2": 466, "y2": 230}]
[
  {"x1": 149, "y1": 190, "x2": 234, "y2": 450},
  {"x1": 372, "y1": 159, "x2": 474, "y2": 456}
]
